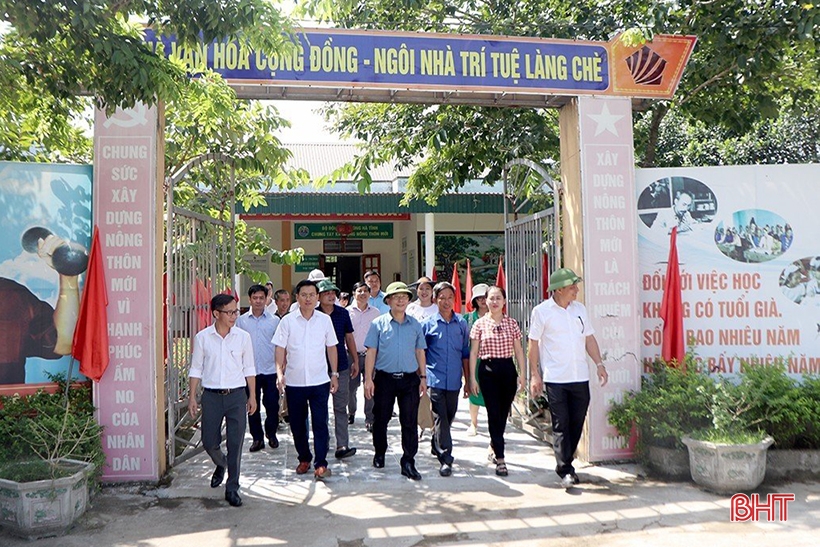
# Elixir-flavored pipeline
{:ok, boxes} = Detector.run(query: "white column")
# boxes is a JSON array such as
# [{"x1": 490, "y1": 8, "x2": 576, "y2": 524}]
[{"x1": 424, "y1": 213, "x2": 435, "y2": 277}]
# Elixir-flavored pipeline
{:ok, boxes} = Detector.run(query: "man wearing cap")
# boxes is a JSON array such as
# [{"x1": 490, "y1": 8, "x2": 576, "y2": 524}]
[
  {"x1": 364, "y1": 281, "x2": 427, "y2": 480},
  {"x1": 364, "y1": 269, "x2": 390, "y2": 314},
  {"x1": 317, "y1": 279, "x2": 359, "y2": 460},
  {"x1": 421, "y1": 281, "x2": 470, "y2": 476},
  {"x1": 273, "y1": 279, "x2": 339, "y2": 480},
  {"x1": 527, "y1": 268, "x2": 608, "y2": 489}
]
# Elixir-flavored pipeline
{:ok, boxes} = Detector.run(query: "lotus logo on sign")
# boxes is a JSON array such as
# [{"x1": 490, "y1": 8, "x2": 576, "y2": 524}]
[{"x1": 625, "y1": 45, "x2": 667, "y2": 86}]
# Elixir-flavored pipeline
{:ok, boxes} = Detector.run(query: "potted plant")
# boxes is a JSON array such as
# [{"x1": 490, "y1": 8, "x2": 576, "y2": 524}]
[
  {"x1": 0, "y1": 376, "x2": 104, "y2": 539},
  {"x1": 608, "y1": 357, "x2": 714, "y2": 480},
  {"x1": 681, "y1": 373, "x2": 773, "y2": 494}
]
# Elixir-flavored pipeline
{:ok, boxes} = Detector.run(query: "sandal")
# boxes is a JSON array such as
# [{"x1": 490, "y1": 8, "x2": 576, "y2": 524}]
[
  {"x1": 495, "y1": 462, "x2": 508, "y2": 476},
  {"x1": 487, "y1": 452, "x2": 497, "y2": 464}
]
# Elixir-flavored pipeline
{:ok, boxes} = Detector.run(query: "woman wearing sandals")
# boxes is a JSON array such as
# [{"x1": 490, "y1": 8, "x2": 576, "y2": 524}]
[
  {"x1": 463, "y1": 283, "x2": 490, "y2": 436},
  {"x1": 468, "y1": 286, "x2": 525, "y2": 476}
]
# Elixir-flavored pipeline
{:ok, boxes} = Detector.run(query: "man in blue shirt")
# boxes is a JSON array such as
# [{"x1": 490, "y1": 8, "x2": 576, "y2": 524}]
[
  {"x1": 236, "y1": 284, "x2": 281, "y2": 452},
  {"x1": 317, "y1": 279, "x2": 358, "y2": 460},
  {"x1": 364, "y1": 281, "x2": 427, "y2": 480},
  {"x1": 364, "y1": 269, "x2": 390, "y2": 314},
  {"x1": 422, "y1": 282, "x2": 470, "y2": 476}
]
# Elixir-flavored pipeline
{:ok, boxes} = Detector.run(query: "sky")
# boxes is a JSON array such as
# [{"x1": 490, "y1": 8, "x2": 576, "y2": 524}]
[{"x1": 270, "y1": 100, "x2": 349, "y2": 144}]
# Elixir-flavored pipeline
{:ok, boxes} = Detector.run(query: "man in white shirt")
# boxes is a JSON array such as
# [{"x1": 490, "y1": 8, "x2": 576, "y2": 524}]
[
  {"x1": 237, "y1": 284, "x2": 281, "y2": 452},
  {"x1": 347, "y1": 281, "x2": 381, "y2": 430},
  {"x1": 188, "y1": 294, "x2": 257, "y2": 507},
  {"x1": 527, "y1": 268, "x2": 608, "y2": 490},
  {"x1": 273, "y1": 279, "x2": 339, "y2": 480}
]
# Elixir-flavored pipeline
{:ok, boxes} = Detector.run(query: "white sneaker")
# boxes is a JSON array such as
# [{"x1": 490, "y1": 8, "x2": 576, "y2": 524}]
[
  {"x1": 561, "y1": 474, "x2": 574, "y2": 489},
  {"x1": 466, "y1": 424, "x2": 477, "y2": 436}
]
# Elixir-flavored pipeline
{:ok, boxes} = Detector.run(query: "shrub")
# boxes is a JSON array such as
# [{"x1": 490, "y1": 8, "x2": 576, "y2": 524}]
[
  {"x1": 608, "y1": 357, "x2": 715, "y2": 451},
  {"x1": 0, "y1": 376, "x2": 104, "y2": 482}
]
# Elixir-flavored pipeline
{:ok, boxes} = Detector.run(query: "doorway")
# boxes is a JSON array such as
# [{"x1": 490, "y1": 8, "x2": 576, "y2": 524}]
[{"x1": 322, "y1": 255, "x2": 361, "y2": 293}]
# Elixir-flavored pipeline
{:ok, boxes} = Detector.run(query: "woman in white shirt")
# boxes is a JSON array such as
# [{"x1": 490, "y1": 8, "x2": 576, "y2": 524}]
[{"x1": 406, "y1": 276, "x2": 439, "y2": 321}]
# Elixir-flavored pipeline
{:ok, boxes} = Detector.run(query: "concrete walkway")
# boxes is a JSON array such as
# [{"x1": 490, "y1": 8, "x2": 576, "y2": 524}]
[{"x1": 3, "y1": 396, "x2": 818, "y2": 546}]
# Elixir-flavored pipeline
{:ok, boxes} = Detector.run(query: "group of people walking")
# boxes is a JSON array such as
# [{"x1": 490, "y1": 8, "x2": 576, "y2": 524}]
[{"x1": 187, "y1": 266, "x2": 608, "y2": 506}]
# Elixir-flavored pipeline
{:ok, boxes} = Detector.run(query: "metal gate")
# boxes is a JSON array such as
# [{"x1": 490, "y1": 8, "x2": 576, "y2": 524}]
[
  {"x1": 502, "y1": 159, "x2": 560, "y2": 432},
  {"x1": 164, "y1": 153, "x2": 236, "y2": 467}
]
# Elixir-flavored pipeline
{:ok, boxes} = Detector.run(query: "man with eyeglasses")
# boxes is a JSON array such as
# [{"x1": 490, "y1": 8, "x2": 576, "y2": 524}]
[
  {"x1": 188, "y1": 293, "x2": 257, "y2": 507},
  {"x1": 273, "y1": 279, "x2": 339, "y2": 480},
  {"x1": 237, "y1": 284, "x2": 281, "y2": 452},
  {"x1": 527, "y1": 268, "x2": 608, "y2": 490},
  {"x1": 364, "y1": 281, "x2": 427, "y2": 480}
]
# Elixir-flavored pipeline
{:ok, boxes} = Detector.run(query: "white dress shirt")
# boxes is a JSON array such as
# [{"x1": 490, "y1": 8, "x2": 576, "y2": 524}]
[
  {"x1": 189, "y1": 325, "x2": 256, "y2": 389},
  {"x1": 528, "y1": 299, "x2": 595, "y2": 383},
  {"x1": 272, "y1": 310, "x2": 338, "y2": 387}
]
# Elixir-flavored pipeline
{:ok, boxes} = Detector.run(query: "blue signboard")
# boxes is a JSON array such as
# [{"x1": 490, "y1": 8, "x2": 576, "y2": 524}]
[{"x1": 145, "y1": 28, "x2": 610, "y2": 94}]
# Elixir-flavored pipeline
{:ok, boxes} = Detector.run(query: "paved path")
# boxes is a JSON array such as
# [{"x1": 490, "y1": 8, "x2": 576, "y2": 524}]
[{"x1": 3, "y1": 395, "x2": 818, "y2": 546}]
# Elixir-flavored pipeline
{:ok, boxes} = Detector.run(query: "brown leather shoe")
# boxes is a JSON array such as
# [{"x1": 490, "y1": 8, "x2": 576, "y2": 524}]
[
  {"x1": 314, "y1": 466, "x2": 331, "y2": 480},
  {"x1": 295, "y1": 461, "x2": 311, "y2": 474}
]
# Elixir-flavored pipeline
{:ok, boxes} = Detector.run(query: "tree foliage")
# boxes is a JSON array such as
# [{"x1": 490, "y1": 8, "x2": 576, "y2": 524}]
[{"x1": 301, "y1": 0, "x2": 820, "y2": 201}]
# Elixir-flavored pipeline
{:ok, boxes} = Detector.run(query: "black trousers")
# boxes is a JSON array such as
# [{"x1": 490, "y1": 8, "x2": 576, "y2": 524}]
[
  {"x1": 372, "y1": 370, "x2": 420, "y2": 465},
  {"x1": 248, "y1": 373, "x2": 279, "y2": 442},
  {"x1": 201, "y1": 388, "x2": 247, "y2": 493},
  {"x1": 429, "y1": 387, "x2": 459, "y2": 465},
  {"x1": 478, "y1": 357, "x2": 518, "y2": 460},
  {"x1": 545, "y1": 381, "x2": 590, "y2": 477}
]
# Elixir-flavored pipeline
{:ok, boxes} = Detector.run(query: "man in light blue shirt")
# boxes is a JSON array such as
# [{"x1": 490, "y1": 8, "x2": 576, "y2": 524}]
[
  {"x1": 364, "y1": 282, "x2": 427, "y2": 480},
  {"x1": 237, "y1": 284, "x2": 281, "y2": 452},
  {"x1": 421, "y1": 282, "x2": 470, "y2": 476},
  {"x1": 364, "y1": 269, "x2": 390, "y2": 314}
]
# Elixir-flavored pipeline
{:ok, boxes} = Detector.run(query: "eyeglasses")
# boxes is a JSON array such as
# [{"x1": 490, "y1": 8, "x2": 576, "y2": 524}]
[{"x1": 217, "y1": 309, "x2": 240, "y2": 316}]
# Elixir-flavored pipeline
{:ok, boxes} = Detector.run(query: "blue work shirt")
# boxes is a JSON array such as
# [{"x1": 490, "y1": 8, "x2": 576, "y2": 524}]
[
  {"x1": 422, "y1": 312, "x2": 470, "y2": 391},
  {"x1": 236, "y1": 309, "x2": 280, "y2": 375},
  {"x1": 365, "y1": 312, "x2": 426, "y2": 373},
  {"x1": 367, "y1": 291, "x2": 390, "y2": 314},
  {"x1": 317, "y1": 304, "x2": 354, "y2": 372}
]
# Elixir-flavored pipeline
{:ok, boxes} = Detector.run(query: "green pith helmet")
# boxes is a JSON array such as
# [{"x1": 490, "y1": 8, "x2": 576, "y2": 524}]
[
  {"x1": 547, "y1": 268, "x2": 582, "y2": 291},
  {"x1": 383, "y1": 281, "x2": 413, "y2": 304}
]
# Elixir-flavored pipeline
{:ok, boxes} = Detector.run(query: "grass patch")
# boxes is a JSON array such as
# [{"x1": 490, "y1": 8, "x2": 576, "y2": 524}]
[{"x1": 0, "y1": 460, "x2": 86, "y2": 483}]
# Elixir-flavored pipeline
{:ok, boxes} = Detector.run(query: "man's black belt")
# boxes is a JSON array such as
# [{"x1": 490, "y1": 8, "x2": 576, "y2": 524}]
[
  {"x1": 203, "y1": 387, "x2": 244, "y2": 395},
  {"x1": 376, "y1": 370, "x2": 417, "y2": 379}
]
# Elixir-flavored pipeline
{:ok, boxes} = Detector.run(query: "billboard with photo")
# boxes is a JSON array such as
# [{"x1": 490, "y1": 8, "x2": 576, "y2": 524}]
[
  {"x1": 637, "y1": 165, "x2": 819, "y2": 376},
  {"x1": 0, "y1": 162, "x2": 93, "y2": 392}
]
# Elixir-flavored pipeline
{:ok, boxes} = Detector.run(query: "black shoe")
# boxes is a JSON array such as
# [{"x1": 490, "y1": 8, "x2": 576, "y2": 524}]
[
  {"x1": 268, "y1": 436, "x2": 280, "y2": 449},
  {"x1": 249, "y1": 440, "x2": 265, "y2": 452},
  {"x1": 225, "y1": 491, "x2": 242, "y2": 507},
  {"x1": 571, "y1": 472, "x2": 580, "y2": 485},
  {"x1": 335, "y1": 447, "x2": 357, "y2": 459},
  {"x1": 439, "y1": 463, "x2": 452, "y2": 477},
  {"x1": 365, "y1": 422, "x2": 373, "y2": 432},
  {"x1": 373, "y1": 454, "x2": 385, "y2": 468},
  {"x1": 348, "y1": 414, "x2": 355, "y2": 425},
  {"x1": 401, "y1": 461, "x2": 422, "y2": 481},
  {"x1": 210, "y1": 465, "x2": 225, "y2": 488}
]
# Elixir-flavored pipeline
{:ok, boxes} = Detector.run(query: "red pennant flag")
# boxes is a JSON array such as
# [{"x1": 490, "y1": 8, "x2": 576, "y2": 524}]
[
  {"x1": 193, "y1": 278, "x2": 211, "y2": 331},
  {"x1": 450, "y1": 262, "x2": 463, "y2": 314},
  {"x1": 542, "y1": 252, "x2": 551, "y2": 300},
  {"x1": 72, "y1": 227, "x2": 110, "y2": 382},
  {"x1": 464, "y1": 259, "x2": 474, "y2": 312},
  {"x1": 430, "y1": 266, "x2": 437, "y2": 281},
  {"x1": 660, "y1": 227, "x2": 686, "y2": 366},
  {"x1": 495, "y1": 256, "x2": 506, "y2": 290}
]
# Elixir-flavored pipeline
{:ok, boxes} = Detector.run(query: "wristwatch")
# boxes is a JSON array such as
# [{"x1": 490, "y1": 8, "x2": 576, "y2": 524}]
[{"x1": 331, "y1": 371, "x2": 340, "y2": 378}]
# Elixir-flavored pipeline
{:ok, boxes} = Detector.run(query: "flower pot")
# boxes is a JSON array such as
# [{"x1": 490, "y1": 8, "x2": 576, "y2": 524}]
[
  {"x1": 645, "y1": 445, "x2": 690, "y2": 481},
  {"x1": 681, "y1": 436, "x2": 774, "y2": 494},
  {"x1": 0, "y1": 459, "x2": 94, "y2": 540}
]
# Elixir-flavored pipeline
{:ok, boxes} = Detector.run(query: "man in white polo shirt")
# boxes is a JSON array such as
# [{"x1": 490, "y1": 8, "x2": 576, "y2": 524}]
[
  {"x1": 527, "y1": 268, "x2": 608, "y2": 490},
  {"x1": 273, "y1": 279, "x2": 339, "y2": 480}
]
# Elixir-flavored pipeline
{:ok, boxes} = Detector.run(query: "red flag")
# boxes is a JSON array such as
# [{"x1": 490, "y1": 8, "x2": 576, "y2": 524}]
[
  {"x1": 193, "y1": 278, "x2": 211, "y2": 331},
  {"x1": 660, "y1": 227, "x2": 686, "y2": 365},
  {"x1": 542, "y1": 252, "x2": 551, "y2": 300},
  {"x1": 495, "y1": 256, "x2": 506, "y2": 290},
  {"x1": 450, "y1": 262, "x2": 463, "y2": 314},
  {"x1": 72, "y1": 227, "x2": 110, "y2": 382},
  {"x1": 464, "y1": 259, "x2": 474, "y2": 312},
  {"x1": 430, "y1": 266, "x2": 437, "y2": 281}
]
